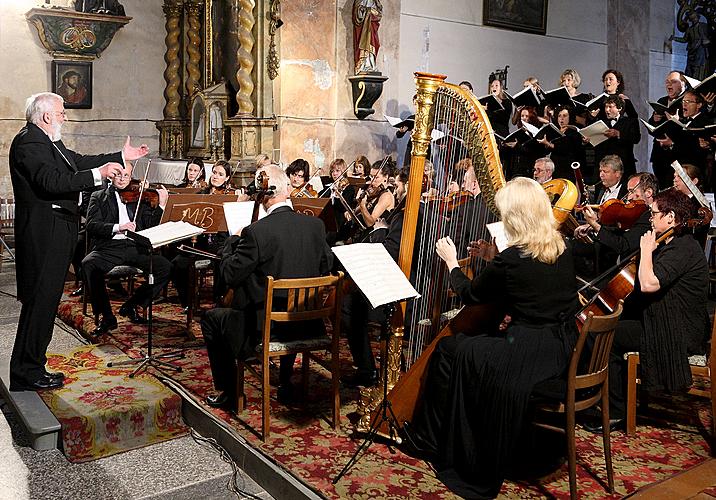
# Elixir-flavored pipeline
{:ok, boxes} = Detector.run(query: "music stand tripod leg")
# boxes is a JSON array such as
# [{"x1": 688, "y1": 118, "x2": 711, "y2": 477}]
[
  {"x1": 106, "y1": 252, "x2": 184, "y2": 377},
  {"x1": 333, "y1": 302, "x2": 403, "y2": 484}
]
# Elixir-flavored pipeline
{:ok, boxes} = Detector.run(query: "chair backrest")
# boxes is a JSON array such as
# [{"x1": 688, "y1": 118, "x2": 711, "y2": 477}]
[
  {"x1": 0, "y1": 198, "x2": 14, "y2": 229},
  {"x1": 264, "y1": 272, "x2": 344, "y2": 325},
  {"x1": 568, "y1": 300, "x2": 624, "y2": 402}
]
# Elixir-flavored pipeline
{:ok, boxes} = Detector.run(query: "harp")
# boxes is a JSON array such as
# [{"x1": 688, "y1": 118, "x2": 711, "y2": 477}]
[{"x1": 356, "y1": 72, "x2": 506, "y2": 433}]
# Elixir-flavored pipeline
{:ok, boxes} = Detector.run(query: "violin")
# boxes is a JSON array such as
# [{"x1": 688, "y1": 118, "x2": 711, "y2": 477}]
[
  {"x1": 290, "y1": 182, "x2": 318, "y2": 198},
  {"x1": 118, "y1": 180, "x2": 160, "y2": 207},
  {"x1": 577, "y1": 199, "x2": 648, "y2": 229}
]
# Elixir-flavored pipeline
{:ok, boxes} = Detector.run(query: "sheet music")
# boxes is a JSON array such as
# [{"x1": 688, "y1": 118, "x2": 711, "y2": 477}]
[
  {"x1": 135, "y1": 221, "x2": 204, "y2": 248},
  {"x1": 672, "y1": 161, "x2": 710, "y2": 208},
  {"x1": 332, "y1": 243, "x2": 420, "y2": 309},
  {"x1": 705, "y1": 193, "x2": 716, "y2": 228},
  {"x1": 578, "y1": 120, "x2": 610, "y2": 147},
  {"x1": 486, "y1": 222, "x2": 509, "y2": 252},
  {"x1": 223, "y1": 201, "x2": 255, "y2": 235}
]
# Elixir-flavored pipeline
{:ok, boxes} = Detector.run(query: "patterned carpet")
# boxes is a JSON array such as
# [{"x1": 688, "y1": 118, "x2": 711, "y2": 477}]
[
  {"x1": 38, "y1": 344, "x2": 186, "y2": 462},
  {"x1": 57, "y1": 284, "x2": 713, "y2": 498}
]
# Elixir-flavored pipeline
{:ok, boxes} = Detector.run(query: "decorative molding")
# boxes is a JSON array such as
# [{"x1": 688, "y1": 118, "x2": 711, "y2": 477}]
[
  {"x1": 26, "y1": 7, "x2": 131, "y2": 60},
  {"x1": 267, "y1": 0, "x2": 281, "y2": 80},
  {"x1": 235, "y1": 0, "x2": 256, "y2": 116}
]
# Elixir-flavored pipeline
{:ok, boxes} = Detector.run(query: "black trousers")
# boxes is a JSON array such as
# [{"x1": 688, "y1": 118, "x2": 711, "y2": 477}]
[
  {"x1": 201, "y1": 307, "x2": 296, "y2": 394},
  {"x1": 342, "y1": 290, "x2": 383, "y2": 375},
  {"x1": 82, "y1": 239, "x2": 171, "y2": 319},
  {"x1": 10, "y1": 215, "x2": 77, "y2": 387}
]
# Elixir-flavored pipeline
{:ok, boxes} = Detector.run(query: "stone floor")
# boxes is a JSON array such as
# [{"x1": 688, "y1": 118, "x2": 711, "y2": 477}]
[{"x1": 0, "y1": 259, "x2": 271, "y2": 500}]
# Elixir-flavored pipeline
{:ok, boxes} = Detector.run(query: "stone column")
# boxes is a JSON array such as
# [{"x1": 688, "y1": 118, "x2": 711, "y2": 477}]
[
  {"x1": 608, "y1": 0, "x2": 650, "y2": 170},
  {"x1": 157, "y1": 0, "x2": 187, "y2": 159}
]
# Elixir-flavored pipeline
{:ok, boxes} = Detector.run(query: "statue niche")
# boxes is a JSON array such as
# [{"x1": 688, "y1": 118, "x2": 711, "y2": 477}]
[
  {"x1": 348, "y1": 0, "x2": 387, "y2": 119},
  {"x1": 188, "y1": 82, "x2": 230, "y2": 160}
]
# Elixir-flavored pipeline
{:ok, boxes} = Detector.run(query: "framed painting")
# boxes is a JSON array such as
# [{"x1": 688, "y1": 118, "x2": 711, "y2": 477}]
[
  {"x1": 52, "y1": 60, "x2": 92, "y2": 109},
  {"x1": 483, "y1": 0, "x2": 548, "y2": 36}
]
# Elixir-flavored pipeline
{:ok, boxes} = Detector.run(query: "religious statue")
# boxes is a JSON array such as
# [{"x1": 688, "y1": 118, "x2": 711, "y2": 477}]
[
  {"x1": 74, "y1": 0, "x2": 126, "y2": 16},
  {"x1": 671, "y1": 10, "x2": 711, "y2": 80},
  {"x1": 352, "y1": 0, "x2": 382, "y2": 75}
]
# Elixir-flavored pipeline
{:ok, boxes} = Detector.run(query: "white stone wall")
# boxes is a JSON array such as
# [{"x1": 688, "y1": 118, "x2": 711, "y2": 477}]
[{"x1": 0, "y1": 0, "x2": 165, "y2": 197}]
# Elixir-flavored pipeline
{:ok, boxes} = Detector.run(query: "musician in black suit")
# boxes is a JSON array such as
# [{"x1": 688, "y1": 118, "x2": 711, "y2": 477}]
[
  {"x1": 592, "y1": 155, "x2": 628, "y2": 204},
  {"x1": 82, "y1": 163, "x2": 171, "y2": 335},
  {"x1": 8, "y1": 92, "x2": 142, "y2": 391},
  {"x1": 202, "y1": 164, "x2": 334, "y2": 409},
  {"x1": 594, "y1": 95, "x2": 641, "y2": 178},
  {"x1": 648, "y1": 71, "x2": 686, "y2": 189}
]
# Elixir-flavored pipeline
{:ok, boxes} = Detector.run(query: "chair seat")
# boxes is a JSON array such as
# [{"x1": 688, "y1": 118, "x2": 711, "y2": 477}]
[
  {"x1": 106, "y1": 265, "x2": 142, "y2": 278},
  {"x1": 258, "y1": 336, "x2": 332, "y2": 353},
  {"x1": 623, "y1": 351, "x2": 708, "y2": 367}
]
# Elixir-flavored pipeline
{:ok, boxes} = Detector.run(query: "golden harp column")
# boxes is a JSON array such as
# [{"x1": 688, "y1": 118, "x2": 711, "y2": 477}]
[
  {"x1": 157, "y1": 0, "x2": 187, "y2": 159},
  {"x1": 185, "y1": 0, "x2": 204, "y2": 99},
  {"x1": 225, "y1": 0, "x2": 278, "y2": 182}
]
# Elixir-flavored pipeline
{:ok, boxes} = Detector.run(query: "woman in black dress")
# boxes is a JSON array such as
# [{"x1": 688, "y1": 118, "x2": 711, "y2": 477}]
[
  {"x1": 410, "y1": 177, "x2": 580, "y2": 498},
  {"x1": 604, "y1": 188, "x2": 710, "y2": 426},
  {"x1": 178, "y1": 157, "x2": 207, "y2": 189},
  {"x1": 538, "y1": 105, "x2": 585, "y2": 182}
]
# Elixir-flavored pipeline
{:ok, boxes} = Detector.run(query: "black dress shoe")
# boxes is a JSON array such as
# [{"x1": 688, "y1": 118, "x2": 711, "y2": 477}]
[
  {"x1": 343, "y1": 369, "x2": 379, "y2": 388},
  {"x1": 10, "y1": 374, "x2": 64, "y2": 391},
  {"x1": 583, "y1": 418, "x2": 624, "y2": 433},
  {"x1": 69, "y1": 286, "x2": 84, "y2": 297},
  {"x1": 118, "y1": 304, "x2": 147, "y2": 324},
  {"x1": 205, "y1": 392, "x2": 236, "y2": 410},
  {"x1": 44, "y1": 371, "x2": 65, "y2": 382},
  {"x1": 92, "y1": 316, "x2": 118, "y2": 336}
]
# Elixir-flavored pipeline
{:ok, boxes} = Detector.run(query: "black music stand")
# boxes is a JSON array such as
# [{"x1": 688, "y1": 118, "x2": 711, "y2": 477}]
[
  {"x1": 107, "y1": 230, "x2": 184, "y2": 378},
  {"x1": 333, "y1": 301, "x2": 405, "y2": 484}
]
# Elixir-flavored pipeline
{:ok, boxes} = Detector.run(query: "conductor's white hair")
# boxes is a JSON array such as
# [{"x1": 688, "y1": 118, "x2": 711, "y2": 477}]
[{"x1": 25, "y1": 92, "x2": 63, "y2": 125}]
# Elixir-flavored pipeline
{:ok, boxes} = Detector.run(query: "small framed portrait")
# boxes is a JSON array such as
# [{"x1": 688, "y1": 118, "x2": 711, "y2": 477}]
[
  {"x1": 483, "y1": 0, "x2": 548, "y2": 36},
  {"x1": 52, "y1": 60, "x2": 92, "y2": 109}
]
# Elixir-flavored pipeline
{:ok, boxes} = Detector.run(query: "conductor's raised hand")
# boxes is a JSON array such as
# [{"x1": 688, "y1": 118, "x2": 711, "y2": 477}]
[
  {"x1": 122, "y1": 136, "x2": 150, "y2": 161},
  {"x1": 99, "y1": 162, "x2": 124, "y2": 180},
  {"x1": 435, "y1": 236, "x2": 459, "y2": 270}
]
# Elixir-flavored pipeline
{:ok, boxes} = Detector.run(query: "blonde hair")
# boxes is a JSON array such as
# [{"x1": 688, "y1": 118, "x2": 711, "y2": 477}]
[
  {"x1": 559, "y1": 69, "x2": 582, "y2": 88},
  {"x1": 495, "y1": 177, "x2": 565, "y2": 264}
]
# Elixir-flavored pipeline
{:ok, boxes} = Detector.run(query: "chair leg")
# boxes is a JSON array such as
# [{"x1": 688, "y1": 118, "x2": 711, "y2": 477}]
[
  {"x1": 262, "y1": 354, "x2": 270, "y2": 442},
  {"x1": 602, "y1": 386, "x2": 615, "y2": 493},
  {"x1": 626, "y1": 355, "x2": 638, "y2": 435},
  {"x1": 566, "y1": 407, "x2": 577, "y2": 500},
  {"x1": 331, "y1": 350, "x2": 341, "y2": 430},
  {"x1": 236, "y1": 360, "x2": 246, "y2": 412}
]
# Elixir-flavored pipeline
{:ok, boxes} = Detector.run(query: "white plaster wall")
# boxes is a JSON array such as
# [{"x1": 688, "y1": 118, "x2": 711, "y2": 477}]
[
  {"x1": 395, "y1": 0, "x2": 609, "y2": 111},
  {"x1": 0, "y1": 0, "x2": 165, "y2": 196}
]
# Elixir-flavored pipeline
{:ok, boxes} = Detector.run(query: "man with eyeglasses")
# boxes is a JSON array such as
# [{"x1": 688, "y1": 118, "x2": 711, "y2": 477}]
[
  {"x1": 532, "y1": 157, "x2": 554, "y2": 184},
  {"x1": 649, "y1": 71, "x2": 687, "y2": 189},
  {"x1": 656, "y1": 90, "x2": 712, "y2": 171},
  {"x1": 8, "y1": 92, "x2": 148, "y2": 392}
]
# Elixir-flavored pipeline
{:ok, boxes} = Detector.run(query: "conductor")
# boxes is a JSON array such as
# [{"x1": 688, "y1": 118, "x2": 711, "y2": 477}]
[{"x1": 8, "y1": 92, "x2": 148, "y2": 391}]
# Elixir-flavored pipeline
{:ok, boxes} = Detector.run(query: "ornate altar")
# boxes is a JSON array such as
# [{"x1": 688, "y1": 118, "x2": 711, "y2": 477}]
[
  {"x1": 187, "y1": 82, "x2": 230, "y2": 160},
  {"x1": 157, "y1": 0, "x2": 278, "y2": 171}
]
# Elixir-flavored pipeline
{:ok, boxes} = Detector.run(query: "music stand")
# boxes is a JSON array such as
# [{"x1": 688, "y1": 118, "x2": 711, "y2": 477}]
[{"x1": 107, "y1": 230, "x2": 184, "y2": 378}]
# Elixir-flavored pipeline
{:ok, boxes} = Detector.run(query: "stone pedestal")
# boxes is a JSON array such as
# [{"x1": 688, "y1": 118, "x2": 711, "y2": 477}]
[
  {"x1": 225, "y1": 116, "x2": 277, "y2": 184},
  {"x1": 156, "y1": 119, "x2": 188, "y2": 160},
  {"x1": 348, "y1": 73, "x2": 389, "y2": 120}
]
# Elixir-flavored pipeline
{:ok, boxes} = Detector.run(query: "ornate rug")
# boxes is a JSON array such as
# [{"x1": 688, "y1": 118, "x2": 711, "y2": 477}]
[
  {"x1": 57, "y1": 283, "x2": 713, "y2": 497},
  {"x1": 38, "y1": 343, "x2": 187, "y2": 463}
]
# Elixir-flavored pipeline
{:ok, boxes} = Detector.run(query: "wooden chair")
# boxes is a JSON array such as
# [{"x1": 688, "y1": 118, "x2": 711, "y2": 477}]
[
  {"x1": 0, "y1": 197, "x2": 15, "y2": 270},
  {"x1": 236, "y1": 272, "x2": 344, "y2": 442},
  {"x1": 625, "y1": 314, "x2": 716, "y2": 438},
  {"x1": 532, "y1": 301, "x2": 623, "y2": 500},
  {"x1": 82, "y1": 265, "x2": 143, "y2": 319}
]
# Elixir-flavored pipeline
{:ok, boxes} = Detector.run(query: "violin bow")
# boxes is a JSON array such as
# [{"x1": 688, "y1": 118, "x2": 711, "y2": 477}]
[
  {"x1": 318, "y1": 161, "x2": 355, "y2": 197},
  {"x1": 132, "y1": 158, "x2": 151, "y2": 224}
]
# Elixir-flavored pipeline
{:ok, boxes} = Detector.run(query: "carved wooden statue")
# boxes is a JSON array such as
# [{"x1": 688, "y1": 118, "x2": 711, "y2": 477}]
[{"x1": 352, "y1": 0, "x2": 382, "y2": 74}]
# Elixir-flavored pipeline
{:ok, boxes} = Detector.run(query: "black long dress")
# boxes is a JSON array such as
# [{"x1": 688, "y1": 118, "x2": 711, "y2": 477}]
[{"x1": 413, "y1": 243, "x2": 579, "y2": 498}]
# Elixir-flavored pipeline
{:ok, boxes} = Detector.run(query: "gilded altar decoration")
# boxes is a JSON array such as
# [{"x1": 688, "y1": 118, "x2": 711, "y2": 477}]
[
  {"x1": 352, "y1": 0, "x2": 382, "y2": 75},
  {"x1": 26, "y1": 7, "x2": 131, "y2": 60},
  {"x1": 267, "y1": 0, "x2": 282, "y2": 80}
]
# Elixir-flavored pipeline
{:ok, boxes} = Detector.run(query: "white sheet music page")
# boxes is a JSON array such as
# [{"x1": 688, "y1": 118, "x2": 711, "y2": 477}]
[
  {"x1": 486, "y1": 222, "x2": 509, "y2": 252},
  {"x1": 332, "y1": 243, "x2": 420, "y2": 309},
  {"x1": 135, "y1": 221, "x2": 204, "y2": 248},
  {"x1": 223, "y1": 201, "x2": 255, "y2": 236}
]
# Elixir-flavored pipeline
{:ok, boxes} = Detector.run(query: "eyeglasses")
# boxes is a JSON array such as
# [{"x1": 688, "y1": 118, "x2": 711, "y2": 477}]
[
  {"x1": 682, "y1": 100, "x2": 698, "y2": 104},
  {"x1": 649, "y1": 210, "x2": 663, "y2": 219},
  {"x1": 52, "y1": 110, "x2": 66, "y2": 117}
]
